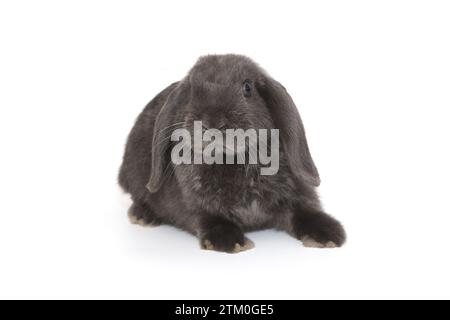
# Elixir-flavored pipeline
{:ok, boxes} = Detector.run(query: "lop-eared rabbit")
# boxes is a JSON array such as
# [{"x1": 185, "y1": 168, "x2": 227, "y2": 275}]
[{"x1": 119, "y1": 55, "x2": 346, "y2": 253}]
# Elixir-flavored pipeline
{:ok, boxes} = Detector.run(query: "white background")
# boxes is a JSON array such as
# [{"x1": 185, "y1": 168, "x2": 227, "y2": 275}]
[{"x1": 1, "y1": 0, "x2": 449, "y2": 300}]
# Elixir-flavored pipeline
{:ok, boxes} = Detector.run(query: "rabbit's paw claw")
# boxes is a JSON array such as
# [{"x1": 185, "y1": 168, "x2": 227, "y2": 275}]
[
  {"x1": 301, "y1": 236, "x2": 337, "y2": 249},
  {"x1": 128, "y1": 208, "x2": 160, "y2": 227}
]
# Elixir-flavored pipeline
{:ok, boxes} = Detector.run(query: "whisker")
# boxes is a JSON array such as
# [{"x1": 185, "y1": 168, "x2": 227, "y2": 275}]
[
  {"x1": 155, "y1": 122, "x2": 185, "y2": 138},
  {"x1": 154, "y1": 134, "x2": 177, "y2": 147}
]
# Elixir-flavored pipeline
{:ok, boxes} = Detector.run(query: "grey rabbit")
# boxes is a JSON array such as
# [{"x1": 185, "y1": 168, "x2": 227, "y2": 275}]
[{"x1": 119, "y1": 54, "x2": 346, "y2": 253}]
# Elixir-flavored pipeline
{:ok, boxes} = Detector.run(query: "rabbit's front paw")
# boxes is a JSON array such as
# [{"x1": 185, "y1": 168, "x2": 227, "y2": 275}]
[
  {"x1": 200, "y1": 218, "x2": 254, "y2": 253},
  {"x1": 201, "y1": 237, "x2": 254, "y2": 253},
  {"x1": 293, "y1": 211, "x2": 346, "y2": 248},
  {"x1": 128, "y1": 203, "x2": 161, "y2": 227}
]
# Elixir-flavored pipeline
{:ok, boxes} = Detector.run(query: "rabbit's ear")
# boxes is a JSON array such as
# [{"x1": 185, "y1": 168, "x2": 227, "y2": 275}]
[
  {"x1": 259, "y1": 76, "x2": 321, "y2": 187},
  {"x1": 146, "y1": 82, "x2": 188, "y2": 193}
]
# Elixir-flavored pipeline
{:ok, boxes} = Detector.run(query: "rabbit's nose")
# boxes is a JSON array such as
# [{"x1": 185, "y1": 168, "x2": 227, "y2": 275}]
[
  {"x1": 200, "y1": 120, "x2": 211, "y2": 132},
  {"x1": 201, "y1": 118, "x2": 227, "y2": 131},
  {"x1": 216, "y1": 122, "x2": 227, "y2": 131},
  {"x1": 211, "y1": 119, "x2": 227, "y2": 131}
]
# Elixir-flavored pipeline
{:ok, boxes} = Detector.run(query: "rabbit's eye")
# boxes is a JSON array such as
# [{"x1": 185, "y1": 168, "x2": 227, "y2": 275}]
[{"x1": 243, "y1": 80, "x2": 252, "y2": 97}]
